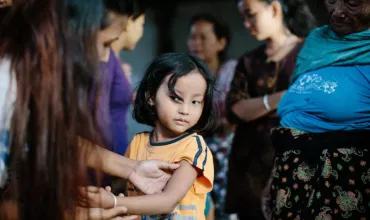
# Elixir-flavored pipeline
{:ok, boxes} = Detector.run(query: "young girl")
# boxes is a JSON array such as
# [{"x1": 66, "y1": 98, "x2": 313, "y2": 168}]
[{"x1": 85, "y1": 52, "x2": 216, "y2": 219}]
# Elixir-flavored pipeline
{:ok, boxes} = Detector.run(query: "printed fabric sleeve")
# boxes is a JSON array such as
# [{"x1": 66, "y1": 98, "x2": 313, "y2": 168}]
[
  {"x1": 0, "y1": 132, "x2": 8, "y2": 188},
  {"x1": 226, "y1": 55, "x2": 251, "y2": 124},
  {"x1": 177, "y1": 135, "x2": 214, "y2": 194}
]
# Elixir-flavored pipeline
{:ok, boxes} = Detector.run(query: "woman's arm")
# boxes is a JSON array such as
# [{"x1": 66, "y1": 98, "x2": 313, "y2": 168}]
[
  {"x1": 79, "y1": 137, "x2": 136, "y2": 179},
  {"x1": 68, "y1": 206, "x2": 136, "y2": 220},
  {"x1": 0, "y1": 201, "x2": 18, "y2": 219},
  {"x1": 85, "y1": 160, "x2": 198, "y2": 215},
  {"x1": 79, "y1": 138, "x2": 179, "y2": 194},
  {"x1": 226, "y1": 56, "x2": 286, "y2": 123},
  {"x1": 231, "y1": 90, "x2": 286, "y2": 122}
]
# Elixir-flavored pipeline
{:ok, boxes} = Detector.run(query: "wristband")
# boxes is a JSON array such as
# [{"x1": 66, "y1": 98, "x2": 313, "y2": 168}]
[
  {"x1": 109, "y1": 192, "x2": 117, "y2": 208},
  {"x1": 263, "y1": 94, "x2": 271, "y2": 112}
]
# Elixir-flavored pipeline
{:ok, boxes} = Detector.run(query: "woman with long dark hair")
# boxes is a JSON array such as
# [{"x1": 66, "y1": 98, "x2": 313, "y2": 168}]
[{"x1": 0, "y1": 0, "x2": 177, "y2": 219}]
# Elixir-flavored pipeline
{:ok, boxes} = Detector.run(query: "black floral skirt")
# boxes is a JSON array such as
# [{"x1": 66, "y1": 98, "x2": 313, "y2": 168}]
[{"x1": 268, "y1": 127, "x2": 370, "y2": 220}]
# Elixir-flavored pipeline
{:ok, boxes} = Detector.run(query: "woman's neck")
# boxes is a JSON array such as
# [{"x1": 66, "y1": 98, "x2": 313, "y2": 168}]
[
  {"x1": 97, "y1": 35, "x2": 111, "y2": 62},
  {"x1": 100, "y1": 47, "x2": 111, "y2": 62},
  {"x1": 111, "y1": 37, "x2": 127, "y2": 58},
  {"x1": 265, "y1": 28, "x2": 300, "y2": 62},
  {"x1": 205, "y1": 58, "x2": 220, "y2": 76}
]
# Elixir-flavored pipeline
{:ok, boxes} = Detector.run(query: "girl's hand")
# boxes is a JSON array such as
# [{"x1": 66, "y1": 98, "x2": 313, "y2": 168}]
[{"x1": 128, "y1": 160, "x2": 179, "y2": 194}]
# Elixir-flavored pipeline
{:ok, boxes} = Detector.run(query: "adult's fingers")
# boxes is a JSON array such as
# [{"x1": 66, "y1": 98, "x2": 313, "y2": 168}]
[
  {"x1": 105, "y1": 186, "x2": 112, "y2": 192},
  {"x1": 112, "y1": 215, "x2": 139, "y2": 220},
  {"x1": 101, "y1": 206, "x2": 128, "y2": 219},
  {"x1": 157, "y1": 161, "x2": 179, "y2": 171}
]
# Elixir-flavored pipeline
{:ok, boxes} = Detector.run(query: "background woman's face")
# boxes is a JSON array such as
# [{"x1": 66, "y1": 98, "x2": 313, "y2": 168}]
[
  {"x1": 187, "y1": 20, "x2": 225, "y2": 62},
  {"x1": 124, "y1": 14, "x2": 145, "y2": 50},
  {"x1": 325, "y1": 0, "x2": 370, "y2": 35},
  {"x1": 238, "y1": 0, "x2": 278, "y2": 41}
]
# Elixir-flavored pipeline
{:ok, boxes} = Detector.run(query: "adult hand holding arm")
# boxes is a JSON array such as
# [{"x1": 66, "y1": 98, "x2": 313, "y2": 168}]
[{"x1": 80, "y1": 138, "x2": 179, "y2": 194}]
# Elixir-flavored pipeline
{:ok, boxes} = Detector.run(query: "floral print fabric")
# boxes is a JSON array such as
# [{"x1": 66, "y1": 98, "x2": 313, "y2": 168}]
[{"x1": 269, "y1": 128, "x2": 370, "y2": 219}]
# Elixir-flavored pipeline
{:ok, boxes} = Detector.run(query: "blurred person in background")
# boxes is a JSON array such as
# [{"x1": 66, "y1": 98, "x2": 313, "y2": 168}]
[
  {"x1": 225, "y1": 0, "x2": 316, "y2": 219},
  {"x1": 188, "y1": 13, "x2": 237, "y2": 220},
  {"x1": 90, "y1": 0, "x2": 147, "y2": 187},
  {"x1": 111, "y1": 1, "x2": 146, "y2": 100}
]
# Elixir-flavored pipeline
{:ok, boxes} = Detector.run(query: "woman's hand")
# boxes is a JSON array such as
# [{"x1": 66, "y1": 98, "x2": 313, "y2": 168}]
[
  {"x1": 74, "y1": 206, "x2": 136, "y2": 220},
  {"x1": 77, "y1": 186, "x2": 139, "y2": 219},
  {"x1": 128, "y1": 160, "x2": 179, "y2": 194}
]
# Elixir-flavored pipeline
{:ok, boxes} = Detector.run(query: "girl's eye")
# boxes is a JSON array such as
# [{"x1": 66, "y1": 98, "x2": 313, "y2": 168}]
[
  {"x1": 170, "y1": 95, "x2": 182, "y2": 102},
  {"x1": 192, "y1": 100, "x2": 201, "y2": 105}
]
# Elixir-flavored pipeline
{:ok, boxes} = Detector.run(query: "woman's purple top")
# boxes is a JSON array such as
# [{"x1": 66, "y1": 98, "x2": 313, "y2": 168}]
[{"x1": 97, "y1": 49, "x2": 132, "y2": 155}]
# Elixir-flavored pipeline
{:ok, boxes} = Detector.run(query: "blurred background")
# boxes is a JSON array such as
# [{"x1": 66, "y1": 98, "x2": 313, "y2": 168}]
[{"x1": 121, "y1": 0, "x2": 327, "y2": 139}]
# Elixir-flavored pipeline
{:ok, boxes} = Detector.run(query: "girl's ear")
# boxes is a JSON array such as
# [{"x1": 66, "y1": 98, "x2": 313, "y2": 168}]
[
  {"x1": 148, "y1": 98, "x2": 154, "y2": 106},
  {"x1": 146, "y1": 92, "x2": 155, "y2": 106}
]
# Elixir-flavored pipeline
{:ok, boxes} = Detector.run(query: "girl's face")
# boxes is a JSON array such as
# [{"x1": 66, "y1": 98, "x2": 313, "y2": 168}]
[
  {"x1": 325, "y1": 0, "x2": 370, "y2": 35},
  {"x1": 187, "y1": 20, "x2": 226, "y2": 62},
  {"x1": 238, "y1": 0, "x2": 280, "y2": 40},
  {"x1": 150, "y1": 71, "x2": 207, "y2": 137},
  {"x1": 0, "y1": 0, "x2": 12, "y2": 8}
]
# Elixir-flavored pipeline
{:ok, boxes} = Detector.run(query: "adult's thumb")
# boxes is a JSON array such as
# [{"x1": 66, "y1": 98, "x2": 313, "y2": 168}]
[{"x1": 102, "y1": 206, "x2": 128, "y2": 219}]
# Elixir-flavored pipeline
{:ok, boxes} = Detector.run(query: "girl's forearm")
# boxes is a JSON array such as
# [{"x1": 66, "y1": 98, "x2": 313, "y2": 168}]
[{"x1": 117, "y1": 193, "x2": 178, "y2": 215}]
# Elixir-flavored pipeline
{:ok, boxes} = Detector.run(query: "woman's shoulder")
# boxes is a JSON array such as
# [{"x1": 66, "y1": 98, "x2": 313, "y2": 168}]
[
  {"x1": 221, "y1": 59, "x2": 238, "y2": 67},
  {"x1": 219, "y1": 59, "x2": 238, "y2": 74},
  {"x1": 0, "y1": 58, "x2": 11, "y2": 75}
]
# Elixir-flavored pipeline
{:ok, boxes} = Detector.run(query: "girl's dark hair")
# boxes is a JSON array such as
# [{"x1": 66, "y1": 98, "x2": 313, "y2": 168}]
[
  {"x1": 0, "y1": 0, "x2": 103, "y2": 219},
  {"x1": 101, "y1": 0, "x2": 147, "y2": 29},
  {"x1": 134, "y1": 52, "x2": 217, "y2": 133},
  {"x1": 264, "y1": 0, "x2": 317, "y2": 37},
  {"x1": 189, "y1": 13, "x2": 231, "y2": 62}
]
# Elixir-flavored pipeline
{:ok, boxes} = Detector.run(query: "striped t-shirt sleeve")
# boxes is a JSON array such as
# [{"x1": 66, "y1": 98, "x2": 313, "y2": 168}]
[{"x1": 180, "y1": 135, "x2": 214, "y2": 194}]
